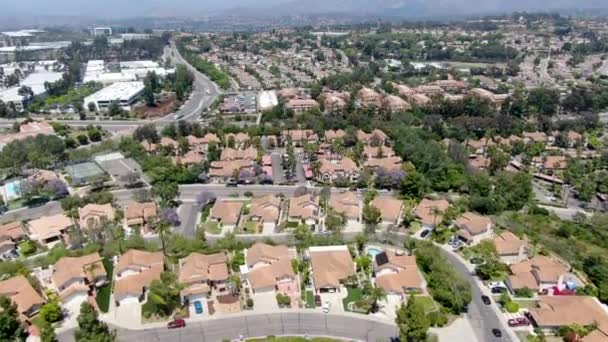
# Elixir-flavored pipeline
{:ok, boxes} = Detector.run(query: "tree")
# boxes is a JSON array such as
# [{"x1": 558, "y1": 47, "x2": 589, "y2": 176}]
[
  {"x1": 74, "y1": 302, "x2": 116, "y2": 342},
  {"x1": 40, "y1": 299, "x2": 63, "y2": 323},
  {"x1": 368, "y1": 286, "x2": 386, "y2": 313},
  {"x1": 146, "y1": 272, "x2": 183, "y2": 317},
  {"x1": 40, "y1": 322, "x2": 58, "y2": 342},
  {"x1": 152, "y1": 181, "x2": 179, "y2": 204},
  {"x1": 395, "y1": 295, "x2": 430, "y2": 342},
  {"x1": 0, "y1": 296, "x2": 26, "y2": 341}
]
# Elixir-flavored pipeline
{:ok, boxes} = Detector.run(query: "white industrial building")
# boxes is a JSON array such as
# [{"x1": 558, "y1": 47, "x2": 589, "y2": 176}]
[
  {"x1": 257, "y1": 90, "x2": 278, "y2": 111},
  {"x1": 84, "y1": 81, "x2": 144, "y2": 112},
  {"x1": 83, "y1": 60, "x2": 173, "y2": 85},
  {"x1": 0, "y1": 71, "x2": 63, "y2": 111}
]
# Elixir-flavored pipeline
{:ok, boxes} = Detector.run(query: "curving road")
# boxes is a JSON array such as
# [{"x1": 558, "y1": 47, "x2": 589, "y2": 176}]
[{"x1": 57, "y1": 311, "x2": 398, "y2": 342}]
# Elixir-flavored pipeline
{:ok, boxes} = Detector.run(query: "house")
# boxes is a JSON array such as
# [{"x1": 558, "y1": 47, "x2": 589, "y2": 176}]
[
  {"x1": 533, "y1": 156, "x2": 568, "y2": 172},
  {"x1": 208, "y1": 160, "x2": 254, "y2": 181},
  {"x1": 363, "y1": 145, "x2": 396, "y2": 159},
  {"x1": 0, "y1": 276, "x2": 45, "y2": 321},
  {"x1": 506, "y1": 255, "x2": 570, "y2": 293},
  {"x1": 210, "y1": 200, "x2": 244, "y2": 230},
  {"x1": 173, "y1": 150, "x2": 204, "y2": 166},
  {"x1": 374, "y1": 251, "x2": 425, "y2": 295},
  {"x1": 407, "y1": 93, "x2": 432, "y2": 107},
  {"x1": 28, "y1": 169, "x2": 60, "y2": 184},
  {"x1": 371, "y1": 197, "x2": 403, "y2": 226},
  {"x1": 200, "y1": 133, "x2": 221, "y2": 146},
  {"x1": 395, "y1": 84, "x2": 416, "y2": 98},
  {"x1": 366, "y1": 156, "x2": 403, "y2": 172},
  {"x1": 285, "y1": 99, "x2": 319, "y2": 114},
  {"x1": 381, "y1": 95, "x2": 411, "y2": 113},
  {"x1": 159, "y1": 137, "x2": 178, "y2": 150},
  {"x1": 141, "y1": 140, "x2": 157, "y2": 153},
  {"x1": 493, "y1": 231, "x2": 529, "y2": 264},
  {"x1": 245, "y1": 243, "x2": 297, "y2": 303},
  {"x1": 323, "y1": 93, "x2": 348, "y2": 113},
  {"x1": 468, "y1": 155, "x2": 490, "y2": 171},
  {"x1": 225, "y1": 132, "x2": 251, "y2": 148},
  {"x1": 414, "y1": 85, "x2": 444, "y2": 96},
  {"x1": 51, "y1": 253, "x2": 106, "y2": 314},
  {"x1": 220, "y1": 147, "x2": 257, "y2": 161},
  {"x1": 249, "y1": 195, "x2": 281, "y2": 231},
  {"x1": 357, "y1": 129, "x2": 389, "y2": 146},
  {"x1": 179, "y1": 252, "x2": 229, "y2": 306},
  {"x1": 431, "y1": 80, "x2": 467, "y2": 93},
  {"x1": 357, "y1": 87, "x2": 381, "y2": 108},
  {"x1": 523, "y1": 132, "x2": 548, "y2": 144},
  {"x1": 124, "y1": 202, "x2": 157, "y2": 232},
  {"x1": 455, "y1": 212, "x2": 492, "y2": 245},
  {"x1": 281, "y1": 130, "x2": 319, "y2": 146},
  {"x1": 325, "y1": 129, "x2": 346, "y2": 142},
  {"x1": 114, "y1": 250, "x2": 163, "y2": 305},
  {"x1": 309, "y1": 245, "x2": 355, "y2": 293},
  {"x1": 78, "y1": 203, "x2": 115, "y2": 230},
  {"x1": 329, "y1": 191, "x2": 360, "y2": 224},
  {"x1": 414, "y1": 198, "x2": 450, "y2": 229},
  {"x1": 527, "y1": 296, "x2": 608, "y2": 333},
  {"x1": 0, "y1": 221, "x2": 27, "y2": 260},
  {"x1": 317, "y1": 157, "x2": 359, "y2": 183},
  {"x1": 288, "y1": 194, "x2": 320, "y2": 226},
  {"x1": 470, "y1": 88, "x2": 509, "y2": 109},
  {"x1": 28, "y1": 213, "x2": 74, "y2": 247}
]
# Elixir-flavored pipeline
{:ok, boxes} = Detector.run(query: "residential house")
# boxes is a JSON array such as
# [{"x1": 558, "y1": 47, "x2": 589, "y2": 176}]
[
  {"x1": 506, "y1": 255, "x2": 570, "y2": 293},
  {"x1": 527, "y1": 296, "x2": 608, "y2": 333},
  {"x1": 585, "y1": 322, "x2": 608, "y2": 342},
  {"x1": 357, "y1": 129, "x2": 389, "y2": 146},
  {"x1": 281, "y1": 130, "x2": 319, "y2": 146},
  {"x1": 309, "y1": 245, "x2": 355, "y2": 293},
  {"x1": 523, "y1": 132, "x2": 548, "y2": 144},
  {"x1": 414, "y1": 85, "x2": 444, "y2": 96},
  {"x1": 249, "y1": 195, "x2": 282, "y2": 231},
  {"x1": 173, "y1": 150, "x2": 204, "y2": 166},
  {"x1": 366, "y1": 156, "x2": 403, "y2": 172},
  {"x1": 210, "y1": 200, "x2": 244, "y2": 230},
  {"x1": 470, "y1": 88, "x2": 509, "y2": 109},
  {"x1": 329, "y1": 191, "x2": 361, "y2": 224},
  {"x1": 455, "y1": 212, "x2": 492, "y2": 245},
  {"x1": 407, "y1": 93, "x2": 432, "y2": 107},
  {"x1": 468, "y1": 155, "x2": 490, "y2": 171},
  {"x1": 141, "y1": 140, "x2": 157, "y2": 153},
  {"x1": 220, "y1": 147, "x2": 257, "y2": 161},
  {"x1": 381, "y1": 95, "x2": 411, "y2": 113},
  {"x1": 371, "y1": 197, "x2": 403, "y2": 226},
  {"x1": 317, "y1": 157, "x2": 360, "y2": 183},
  {"x1": 114, "y1": 250, "x2": 163, "y2": 305},
  {"x1": 51, "y1": 253, "x2": 107, "y2": 313},
  {"x1": 28, "y1": 213, "x2": 74, "y2": 247},
  {"x1": 325, "y1": 129, "x2": 346, "y2": 142},
  {"x1": 357, "y1": 87, "x2": 381, "y2": 108},
  {"x1": 160, "y1": 137, "x2": 178, "y2": 151},
  {"x1": 493, "y1": 231, "x2": 529, "y2": 264},
  {"x1": 225, "y1": 132, "x2": 251, "y2": 149},
  {"x1": 374, "y1": 250, "x2": 425, "y2": 295},
  {"x1": 363, "y1": 145, "x2": 396, "y2": 159},
  {"x1": 286, "y1": 99, "x2": 319, "y2": 114},
  {"x1": 245, "y1": 243, "x2": 298, "y2": 304},
  {"x1": 124, "y1": 202, "x2": 157, "y2": 232},
  {"x1": 78, "y1": 203, "x2": 115, "y2": 230},
  {"x1": 414, "y1": 198, "x2": 450, "y2": 229},
  {"x1": 533, "y1": 156, "x2": 568, "y2": 172},
  {"x1": 179, "y1": 252, "x2": 229, "y2": 307},
  {"x1": 431, "y1": 80, "x2": 467, "y2": 93},
  {"x1": 28, "y1": 169, "x2": 60, "y2": 184},
  {"x1": 0, "y1": 276, "x2": 45, "y2": 321},
  {"x1": 322, "y1": 92, "x2": 349, "y2": 113},
  {"x1": 0, "y1": 221, "x2": 27, "y2": 260},
  {"x1": 288, "y1": 194, "x2": 320, "y2": 227},
  {"x1": 209, "y1": 160, "x2": 254, "y2": 181}
]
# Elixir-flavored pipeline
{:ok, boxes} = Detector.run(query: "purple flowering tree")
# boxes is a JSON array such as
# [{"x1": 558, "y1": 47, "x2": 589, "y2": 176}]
[
  {"x1": 239, "y1": 169, "x2": 255, "y2": 184},
  {"x1": 196, "y1": 191, "x2": 217, "y2": 206},
  {"x1": 46, "y1": 179, "x2": 69, "y2": 198},
  {"x1": 375, "y1": 167, "x2": 406, "y2": 189},
  {"x1": 160, "y1": 208, "x2": 181, "y2": 226}
]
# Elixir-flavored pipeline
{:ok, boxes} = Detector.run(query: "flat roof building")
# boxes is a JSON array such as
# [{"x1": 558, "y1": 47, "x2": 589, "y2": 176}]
[{"x1": 84, "y1": 81, "x2": 144, "y2": 112}]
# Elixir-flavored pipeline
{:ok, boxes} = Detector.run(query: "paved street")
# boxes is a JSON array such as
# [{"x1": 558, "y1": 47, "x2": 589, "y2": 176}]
[
  {"x1": 271, "y1": 152, "x2": 285, "y2": 184},
  {"x1": 0, "y1": 201, "x2": 62, "y2": 223},
  {"x1": 176, "y1": 203, "x2": 199, "y2": 237},
  {"x1": 58, "y1": 311, "x2": 398, "y2": 342}
]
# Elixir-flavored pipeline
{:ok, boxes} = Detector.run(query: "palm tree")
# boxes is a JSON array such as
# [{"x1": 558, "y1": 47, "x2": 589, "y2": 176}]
[
  {"x1": 368, "y1": 287, "x2": 386, "y2": 314},
  {"x1": 430, "y1": 206, "x2": 444, "y2": 228},
  {"x1": 153, "y1": 219, "x2": 170, "y2": 257}
]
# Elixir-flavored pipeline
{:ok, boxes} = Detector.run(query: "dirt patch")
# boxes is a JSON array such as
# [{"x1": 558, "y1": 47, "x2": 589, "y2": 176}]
[{"x1": 133, "y1": 94, "x2": 180, "y2": 119}]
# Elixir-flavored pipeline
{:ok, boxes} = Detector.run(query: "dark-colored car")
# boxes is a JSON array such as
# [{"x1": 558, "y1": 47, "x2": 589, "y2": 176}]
[
  {"x1": 507, "y1": 317, "x2": 529, "y2": 327},
  {"x1": 420, "y1": 229, "x2": 431, "y2": 238},
  {"x1": 226, "y1": 179, "x2": 238, "y2": 187},
  {"x1": 481, "y1": 295, "x2": 491, "y2": 305},
  {"x1": 491, "y1": 286, "x2": 508, "y2": 294},
  {"x1": 167, "y1": 319, "x2": 186, "y2": 329},
  {"x1": 314, "y1": 295, "x2": 322, "y2": 307},
  {"x1": 491, "y1": 328, "x2": 502, "y2": 338}
]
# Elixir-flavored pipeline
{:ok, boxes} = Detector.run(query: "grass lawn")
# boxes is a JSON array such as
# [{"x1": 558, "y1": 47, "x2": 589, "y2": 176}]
[
  {"x1": 96, "y1": 258, "x2": 114, "y2": 313},
  {"x1": 8, "y1": 198, "x2": 26, "y2": 211},
  {"x1": 416, "y1": 296, "x2": 438, "y2": 313},
  {"x1": 240, "y1": 220, "x2": 259, "y2": 234},
  {"x1": 201, "y1": 203, "x2": 212, "y2": 221},
  {"x1": 512, "y1": 299, "x2": 539, "y2": 309},
  {"x1": 202, "y1": 221, "x2": 222, "y2": 235},
  {"x1": 305, "y1": 291, "x2": 316, "y2": 309},
  {"x1": 30, "y1": 315, "x2": 48, "y2": 330},
  {"x1": 342, "y1": 287, "x2": 363, "y2": 311}
]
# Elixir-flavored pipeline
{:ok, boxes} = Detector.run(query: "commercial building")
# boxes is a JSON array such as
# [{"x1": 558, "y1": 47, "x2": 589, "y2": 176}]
[
  {"x1": 0, "y1": 71, "x2": 63, "y2": 111},
  {"x1": 84, "y1": 81, "x2": 144, "y2": 112}
]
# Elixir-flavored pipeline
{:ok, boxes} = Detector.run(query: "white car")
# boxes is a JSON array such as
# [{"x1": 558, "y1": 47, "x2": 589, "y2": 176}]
[
  {"x1": 487, "y1": 281, "x2": 503, "y2": 289},
  {"x1": 322, "y1": 301, "x2": 331, "y2": 313}
]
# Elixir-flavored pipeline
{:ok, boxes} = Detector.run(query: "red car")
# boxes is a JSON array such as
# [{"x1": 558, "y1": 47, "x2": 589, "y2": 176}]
[
  {"x1": 507, "y1": 317, "x2": 529, "y2": 327},
  {"x1": 167, "y1": 319, "x2": 186, "y2": 329},
  {"x1": 314, "y1": 295, "x2": 322, "y2": 307}
]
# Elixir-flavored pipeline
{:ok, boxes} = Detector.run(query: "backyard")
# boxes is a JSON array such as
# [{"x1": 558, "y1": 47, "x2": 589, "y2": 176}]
[
  {"x1": 201, "y1": 221, "x2": 222, "y2": 235},
  {"x1": 95, "y1": 258, "x2": 114, "y2": 313}
]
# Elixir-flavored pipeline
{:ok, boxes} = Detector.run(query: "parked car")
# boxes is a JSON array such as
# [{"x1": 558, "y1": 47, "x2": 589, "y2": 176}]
[
  {"x1": 420, "y1": 229, "x2": 431, "y2": 238},
  {"x1": 226, "y1": 179, "x2": 238, "y2": 187},
  {"x1": 507, "y1": 317, "x2": 529, "y2": 327},
  {"x1": 167, "y1": 319, "x2": 186, "y2": 329},
  {"x1": 314, "y1": 295, "x2": 322, "y2": 307},
  {"x1": 193, "y1": 301, "x2": 203, "y2": 314},
  {"x1": 491, "y1": 329, "x2": 502, "y2": 337},
  {"x1": 322, "y1": 301, "x2": 332, "y2": 313},
  {"x1": 481, "y1": 295, "x2": 491, "y2": 305},
  {"x1": 487, "y1": 281, "x2": 503, "y2": 289},
  {"x1": 491, "y1": 287, "x2": 508, "y2": 294}
]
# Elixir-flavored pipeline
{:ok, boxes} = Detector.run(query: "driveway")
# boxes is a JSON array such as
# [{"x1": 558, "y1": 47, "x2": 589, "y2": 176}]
[
  {"x1": 271, "y1": 153, "x2": 285, "y2": 184},
  {"x1": 177, "y1": 203, "x2": 200, "y2": 237},
  {"x1": 112, "y1": 298, "x2": 142, "y2": 326},
  {"x1": 251, "y1": 291, "x2": 279, "y2": 311},
  {"x1": 319, "y1": 290, "x2": 345, "y2": 313}
]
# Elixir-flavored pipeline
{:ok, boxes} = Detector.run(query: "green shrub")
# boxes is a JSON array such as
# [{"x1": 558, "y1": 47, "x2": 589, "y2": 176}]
[
  {"x1": 20, "y1": 240, "x2": 37, "y2": 256},
  {"x1": 505, "y1": 301, "x2": 520, "y2": 313},
  {"x1": 436, "y1": 313, "x2": 448, "y2": 327},
  {"x1": 246, "y1": 298, "x2": 254, "y2": 308}
]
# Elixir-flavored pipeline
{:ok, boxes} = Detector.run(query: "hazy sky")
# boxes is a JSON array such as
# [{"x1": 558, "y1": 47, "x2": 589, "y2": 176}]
[{"x1": 4, "y1": 0, "x2": 608, "y2": 19}]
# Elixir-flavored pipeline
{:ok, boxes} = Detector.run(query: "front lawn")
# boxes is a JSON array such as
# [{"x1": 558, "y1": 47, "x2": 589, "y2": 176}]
[
  {"x1": 201, "y1": 221, "x2": 222, "y2": 235},
  {"x1": 305, "y1": 291, "x2": 315, "y2": 309},
  {"x1": 240, "y1": 220, "x2": 259, "y2": 234},
  {"x1": 416, "y1": 296, "x2": 439, "y2": 313},
  {"x1": 342, "y1": 287, "x2": 363, "y2": 311}
]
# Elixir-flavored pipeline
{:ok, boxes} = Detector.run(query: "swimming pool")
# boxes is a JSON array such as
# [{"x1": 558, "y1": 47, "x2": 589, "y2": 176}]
[
  {"x1": 2, "y1": 180, "x2": 22, "y2": 201},
  {"x1": 367, "y1": 247, "x2": 382, "y2": 257}
]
